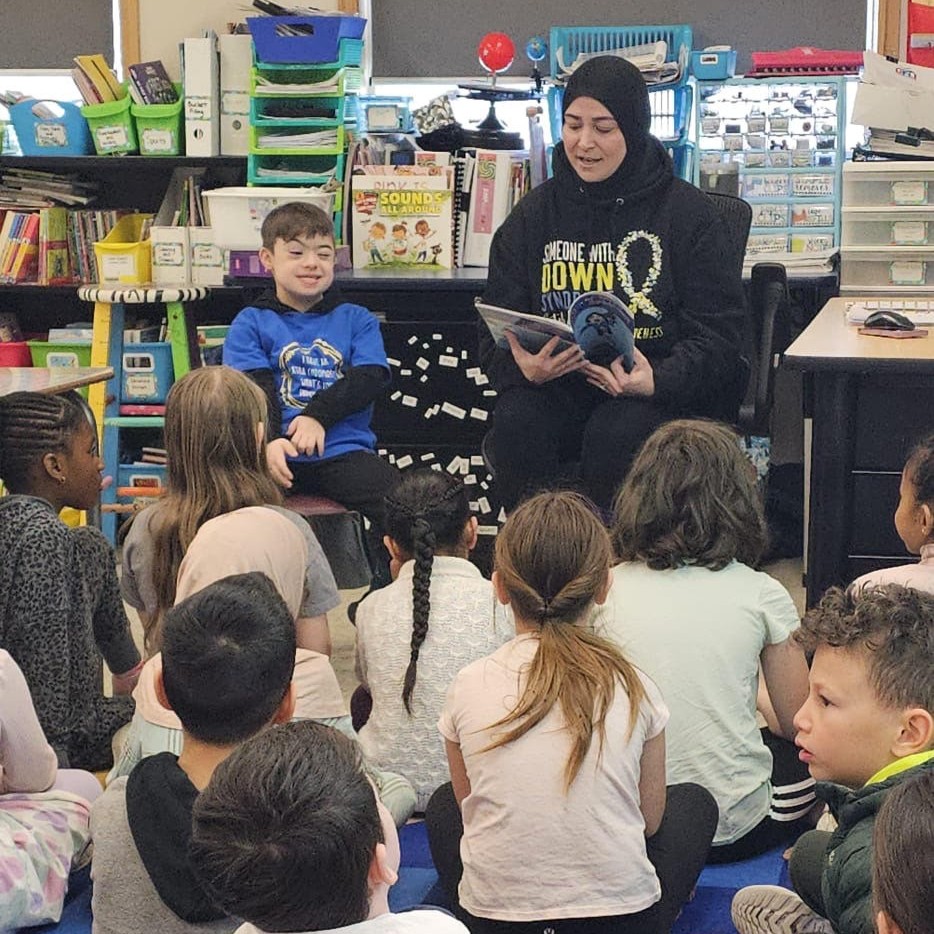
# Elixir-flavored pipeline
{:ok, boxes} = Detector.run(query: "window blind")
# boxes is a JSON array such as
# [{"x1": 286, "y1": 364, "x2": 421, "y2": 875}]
[
  {"x1": 2, "y1": 0, "x2": 114, "y2": 70},
  {"x1": 371, "y1": 1, "x2": 867, "y2": 77}
]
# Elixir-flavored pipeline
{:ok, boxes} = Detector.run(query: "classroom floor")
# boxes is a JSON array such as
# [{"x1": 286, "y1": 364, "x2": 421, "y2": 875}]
[{"x1": 118, "y1": 557, "x2": 806, "y2": 703}]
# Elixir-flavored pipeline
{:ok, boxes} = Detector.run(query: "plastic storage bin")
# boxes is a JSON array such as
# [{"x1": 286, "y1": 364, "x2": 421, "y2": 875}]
[
  {"x1": 249, "y1": 122, "x2": 345, "y2": 155},
  {"x1": 121, "y1": 341, "x2": 174, "y2": 403},
  {"x1": 0, "y1": 341, "x2": 32, "y2": 366},
  {"x1": 250, "y1": 95, "x2": 348, "y2": 126},
  {"x1": 81, "y1": 93, "x2": 138, "y2": 155},
  {"x1": 252, "y1": 63, "x2": 347, "y2": 98},
  {"x1": 549, "y1": 24, "x2": 693, "y2": 87},
  {"x1": 691, "y1": 49, "x2": 737, "y2": 79},
  {"x1": 247, "y1": 152, "x2": 345, "y2": 186},
  {"x1": 28, "y1": 340, "x2": 92, "y2": 369},
  {"x1": 203, "y1": 186, "x2": 335, "y2": 250},
  {"x1": 93, "y1": 213, "x2": 153, "y2": 284},
  {"x1": 9, "y1": 99, "x2": 94, "y2": 156},
  {"x1": 131, "y1": 84, "x2": 184, "y2": 156},
  {"x1": 248, "y1": 15, "x2": 366, "y2": 64}
]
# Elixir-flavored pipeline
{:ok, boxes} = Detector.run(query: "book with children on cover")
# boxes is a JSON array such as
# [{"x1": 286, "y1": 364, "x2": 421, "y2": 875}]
[
  {"x1": 351, "y1": 169, "x2": 454, "y2": 269},
  {"x1": 477, "y1": 292, "x2": 636, "y2": 370}
]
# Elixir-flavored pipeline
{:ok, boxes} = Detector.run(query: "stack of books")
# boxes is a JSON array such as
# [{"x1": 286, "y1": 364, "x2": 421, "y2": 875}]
[
  {"x1": 0, "y1": 212, "x2": 39, "y2": 284},
  {"x1": 72, "y1": 54, "x2": 124, "y2": 105},
  {"x1": 0, "y1": 168, "x2": 98, "y2": 211}
]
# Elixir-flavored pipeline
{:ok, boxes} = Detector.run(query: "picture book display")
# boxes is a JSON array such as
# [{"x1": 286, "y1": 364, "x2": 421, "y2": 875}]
[{"x1": 351, "y1": 170, "x2": 454, "y2": 269}]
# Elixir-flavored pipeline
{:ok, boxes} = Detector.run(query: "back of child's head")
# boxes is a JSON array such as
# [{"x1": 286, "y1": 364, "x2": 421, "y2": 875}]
[
  {"x1": 160, "y1": 571, "x2": 296, "y2": 745},
  {"x1": 904, "y1": 434, "x2": 934, "y2": 508},
  {"x1": 612, "y1": 418, "x2": 767, "y2": 570},
  {"x1": 190, "y1": 720, "x2": 382, "y2": 932},
  {"x1": 261, "y1": 202, "x2": 334, "y2": 250},
  {"x1": 146, "y1": 367, "x2": 283, "y2": 631},
  {"x1": 0, "y1": 391, "x2": 84, "y2": 493},
  {"x1": 490, "y1": 490, "x2": 645, "y2": 789},
  {"x1": 795, "y1": 584, "x2": 934, "y2": 716},
  {"x1": 872, "y1": 768, "x2": 934, "y2": 934},
  {"x1": 384, "y1": 469, "x2": 471, "y2": 714}
]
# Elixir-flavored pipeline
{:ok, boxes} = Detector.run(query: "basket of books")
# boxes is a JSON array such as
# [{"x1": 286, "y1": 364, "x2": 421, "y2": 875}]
[
  {"x1": 93, "y1": 213, "x2": 153, "y2": 284},
  {"x1": 9, "y1": 99, "x2": 94, "y2": 156},
  {"x1": 128, "y1": 64, "x2": 183, "y2": 156},
  {"x1": 81, "y1": 92, "x2": 138, "y2": 155}
]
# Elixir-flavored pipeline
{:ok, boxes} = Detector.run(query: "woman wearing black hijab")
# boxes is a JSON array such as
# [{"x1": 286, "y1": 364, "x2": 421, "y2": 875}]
[{"x1": 480, "y1": 55, "x2": 746, "y2": 512}]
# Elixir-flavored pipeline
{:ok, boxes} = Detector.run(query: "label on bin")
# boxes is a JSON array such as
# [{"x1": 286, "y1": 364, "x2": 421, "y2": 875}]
[
  {"x1": 95, "y1": 124, "x2": 129, "y2": 151},
  {"x1": 35, "y1": 123, "x2": 67, "y2": 148},
  {"x1": 141, "y1": 128, "x2": 175, "y2": 153},
  {"x1": 221, "y1": 91, "x2": 250, "y2": 115},
  {"x1": 153, "y1": 242, "x2": 186, "y2": 265},
  {"x1": 101, "y1": 254, "x2": 138, "y2": 281},
  {"x1": 125, "y1": 374, "x2": 158, "y2": 398}
]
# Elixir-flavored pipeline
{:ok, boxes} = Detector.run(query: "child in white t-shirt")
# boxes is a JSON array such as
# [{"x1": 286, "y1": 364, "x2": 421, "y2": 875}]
[
  {"x1": 355, "y1": 470, "x2": 511, "y2": 811},
  {"x1": 189, "y1": 720, "x2": 467, "y2": 934},
  {"x1": 602, "y1": 418, "x2": 813, "y2": 862},
  {"x1": 851, "y1": 433, "x2": 934, "y2": 594},
  {"x1": 425, "y1": 490, "x2": 718, "y2": 934}
]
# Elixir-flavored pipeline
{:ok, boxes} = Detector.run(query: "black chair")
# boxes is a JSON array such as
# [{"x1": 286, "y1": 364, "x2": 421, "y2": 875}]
[{"x1": 706, "y1": 191, "x2": 790, "y2": 438}]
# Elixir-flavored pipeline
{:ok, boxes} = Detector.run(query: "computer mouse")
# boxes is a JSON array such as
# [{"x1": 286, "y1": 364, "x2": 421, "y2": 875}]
[{"x1": 863, "y1": 310, "x2": 916, "y2": 331}]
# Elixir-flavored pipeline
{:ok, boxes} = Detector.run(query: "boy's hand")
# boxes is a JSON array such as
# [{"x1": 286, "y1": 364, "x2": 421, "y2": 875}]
[
  {"x1": 266, "y1": 437, "x2": 297, "y2": 489},
  {"x1": 505, "y1": 330, "x2": 586, "y2": 385},
  {"x1": 288, "y1": 415, "x2": 326, "y2": 457},
  {"x1": 584, "y1": 347, "x2": 655, "y2": 398}
]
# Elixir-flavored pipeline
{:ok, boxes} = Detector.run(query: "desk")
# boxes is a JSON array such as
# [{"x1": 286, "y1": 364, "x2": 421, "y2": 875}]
[
  {"x1": 0, "y1": 367, "x2": 114, "y2": 527},
  {"x1": 784, "y1": 298, "x2": 934, "y2": 606}
]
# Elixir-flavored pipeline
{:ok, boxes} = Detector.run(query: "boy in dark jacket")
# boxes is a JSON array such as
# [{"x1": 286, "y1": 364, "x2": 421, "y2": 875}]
[{"x1": 731, "y1": 584, "x2": 934, "y2": 934}]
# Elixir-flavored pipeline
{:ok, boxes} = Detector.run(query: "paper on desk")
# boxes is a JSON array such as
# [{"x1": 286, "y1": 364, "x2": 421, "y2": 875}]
[{"x1": 853, "y1": 52, "x2": 934, "y2": 131}]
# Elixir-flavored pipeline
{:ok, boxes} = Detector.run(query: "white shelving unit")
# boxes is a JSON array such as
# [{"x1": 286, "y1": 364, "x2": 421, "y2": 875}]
[{"x1": 841, "y1": 161, "x2": 934, "y2": 293}]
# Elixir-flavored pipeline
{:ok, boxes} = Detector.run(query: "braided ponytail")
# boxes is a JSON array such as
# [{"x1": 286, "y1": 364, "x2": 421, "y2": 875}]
[
  {"x1": 385, "y1": 469, "x2": 471, "y2": 716},
  {"x1": 0, "y1": 392, "x2": 85, "y2": 492}
]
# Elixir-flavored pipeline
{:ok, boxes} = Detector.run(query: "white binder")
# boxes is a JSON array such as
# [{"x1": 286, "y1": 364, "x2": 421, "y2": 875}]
[
  {"x1": 183, "y1": 34, "x2": 220, "y2": 156},
  {"x1": 219, "y1": 34, "x2": 252, "y2": 156}
]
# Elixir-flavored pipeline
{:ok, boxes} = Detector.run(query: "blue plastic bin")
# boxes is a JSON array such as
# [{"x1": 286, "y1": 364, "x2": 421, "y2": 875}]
[
  {"x1": 248, "y1": 15, "x2": 366, "y2": 64},
  {"x1": 121, "y1": 342, "x2": 174, "y2": 403},
  {"x1": 691, "y1": 49, "x2": 737, "y2": 80},
  {"x1": 9, "y1": 99, "x2": 94, "y2": 156},
  {"x1": 549, "y1": 24, "x2": 693, "y2": 87}
]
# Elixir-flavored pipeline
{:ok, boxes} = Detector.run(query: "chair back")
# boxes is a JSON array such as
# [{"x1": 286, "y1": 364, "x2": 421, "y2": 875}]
[{"x1": 704, "y1": 191, "x2": 752, "y2": 281}]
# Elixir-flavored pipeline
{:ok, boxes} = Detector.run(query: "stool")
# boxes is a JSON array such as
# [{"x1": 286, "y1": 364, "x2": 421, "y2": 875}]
[
  {"x1": 79, "y1": 285, "x2": 210, "y2": 543},
  {"x1": 284, "y1": 494, "x2": 372, "y2": 590}
]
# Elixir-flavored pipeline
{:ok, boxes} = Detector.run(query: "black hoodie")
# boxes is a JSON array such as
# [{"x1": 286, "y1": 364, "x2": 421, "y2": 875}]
[{"x1": 479, "y1": 137, "x2": 746, "y2": 415}]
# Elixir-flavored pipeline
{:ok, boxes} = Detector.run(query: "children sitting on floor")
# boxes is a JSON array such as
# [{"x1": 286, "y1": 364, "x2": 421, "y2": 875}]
[
  {"x1": 425, "y1": 490, "x2": 718, "y2": 934},
  {"x1": 0, "y1": 391, "x2": 140, "y2": 770},
  {"x1": 354, "y1": 469, "x2": 511, "y2": 811},
  {"x1": 731, "y1": 584, "x2": 934, "y2": 934},
  {"x1": 851, "y1": 433, "x2": 934, "y2": 593},
  {"x1": 872, "y1": 768, "x2": 934, "y2": 934},
  {"x1": 121, "y1": 366, "x2": 339, "y2": 656},
  {"x1": 222, "y1": 202, "x2": 399, "y2": 585},
  {"x1": 0, "y1": 649, "x2": 102, "y2": 929},
  {"x1": 90, "y1": 572, "x2": 298, "y2": 934},
  {"x1": 112, "y1": 505, "x2": 416, "y2": 826},
  {"x1": 601, "y1": 419, "x2": 813, "y2": 862},
  {"x1": 189, "y1": 720, "x2": 468, "y2": 934}
]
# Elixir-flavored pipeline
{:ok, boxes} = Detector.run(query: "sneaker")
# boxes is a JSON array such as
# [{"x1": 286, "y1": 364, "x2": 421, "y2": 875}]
[
  {"x1": 569, "y1": 292, "x2": 635, "y2": 370},
  {"x1": 731, "y1": 886, "x2": 834, "y2": 934}
]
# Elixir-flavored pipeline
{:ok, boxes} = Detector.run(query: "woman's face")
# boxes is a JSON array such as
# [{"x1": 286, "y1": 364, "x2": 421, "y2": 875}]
[{"x1": 562, "y1": 96, "x2": 628, "y2": 183}]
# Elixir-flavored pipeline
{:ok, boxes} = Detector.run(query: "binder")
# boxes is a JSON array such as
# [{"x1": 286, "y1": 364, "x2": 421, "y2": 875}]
[
  {"x1": 183, "y1": 34, "x2": 220, "y2": 156},
  {"x1": 219, "y1": 34, "x2": 253, "y2": 156}
]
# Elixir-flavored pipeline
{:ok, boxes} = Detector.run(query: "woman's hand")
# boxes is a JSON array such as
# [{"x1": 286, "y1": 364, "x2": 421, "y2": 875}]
[
  {"x1": 584, "y1": 346, "x2": 655, "y2": 398},
  {"x1": 505, "y1": 330, "x2": 586, "y2": 385}
]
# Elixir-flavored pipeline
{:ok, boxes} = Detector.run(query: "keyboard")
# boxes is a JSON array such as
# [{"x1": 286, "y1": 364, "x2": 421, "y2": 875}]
[{"x1": 844, "y1": 300, "x2": 934, "y2": 326}]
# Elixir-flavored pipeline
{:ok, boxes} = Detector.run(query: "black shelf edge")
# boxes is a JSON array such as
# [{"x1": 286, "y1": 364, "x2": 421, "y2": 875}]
[{"x1": 0, "y1": 155, "x2": 247, "y2": 171}]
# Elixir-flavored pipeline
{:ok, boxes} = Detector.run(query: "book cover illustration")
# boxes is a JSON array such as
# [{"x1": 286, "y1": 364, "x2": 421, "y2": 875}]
[{"x1": 352, "y1": 174, "x2": 453, "y2": 269}]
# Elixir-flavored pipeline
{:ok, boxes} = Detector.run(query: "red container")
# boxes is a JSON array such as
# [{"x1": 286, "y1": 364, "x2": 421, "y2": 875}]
[{"x1": 0, "y1": 342, "x2": 33, "y2": 366}]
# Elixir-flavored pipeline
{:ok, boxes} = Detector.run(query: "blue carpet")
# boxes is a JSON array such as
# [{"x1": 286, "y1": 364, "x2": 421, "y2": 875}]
[{"x1": 25, "y1": 824, "x2": 791, "y2": 934}]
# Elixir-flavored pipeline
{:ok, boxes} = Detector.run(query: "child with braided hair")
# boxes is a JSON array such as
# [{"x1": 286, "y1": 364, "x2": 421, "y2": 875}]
[
  {"x1": 354, "y1": 469, "x2": 511, "y2": 811},
  {"x1": 0, "y1": 392, "x2": 140, "y2": 770}
]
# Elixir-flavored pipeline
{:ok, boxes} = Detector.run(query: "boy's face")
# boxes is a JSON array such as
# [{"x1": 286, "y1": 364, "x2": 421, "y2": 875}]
[
  {"x1": 794, "y1": 645, "x2": 907, "y2": 788},
  {"x1": 260, "y1": 233, "x2": 335, "y2": 310}
]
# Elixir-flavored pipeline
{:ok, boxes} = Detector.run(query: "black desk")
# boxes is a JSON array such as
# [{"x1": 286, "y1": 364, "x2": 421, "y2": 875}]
[{"x1": 784, "y1": 297, "x2": 934, "y2": 606}]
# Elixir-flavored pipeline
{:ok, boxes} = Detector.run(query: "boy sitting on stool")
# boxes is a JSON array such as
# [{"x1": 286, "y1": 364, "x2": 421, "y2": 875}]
[
  {"x1": 731, "y1": 584, "x2": 934, "y2": 934},
  {"x1": 190, "y1": 720, "x2": 468, "y2": 934},
  {"x1": 224, "y1": 203, "x2": 399, "y2": 584}
]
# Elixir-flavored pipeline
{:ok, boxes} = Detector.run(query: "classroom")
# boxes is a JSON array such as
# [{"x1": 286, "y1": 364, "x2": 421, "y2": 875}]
[{"x1": 1, "y1": 1, "x2": 933, "y2": 933}]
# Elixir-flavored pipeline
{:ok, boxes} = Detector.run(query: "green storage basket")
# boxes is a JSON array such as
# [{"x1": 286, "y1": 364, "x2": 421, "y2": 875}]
[
  {"x1": 81, "y1": 92, "x2": 138, "y2": 155},
  {"x1": 131, "y1": 84, "x2": 183, "y2": 156}
]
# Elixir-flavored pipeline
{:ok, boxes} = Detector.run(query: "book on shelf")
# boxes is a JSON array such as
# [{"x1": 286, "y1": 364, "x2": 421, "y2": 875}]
[
  {"x1": 72, "y1": 53, "x2": 124, "y2": 105},
  {"x1": 351, "y1": 169, "x2": 454, "y2": 270},
  {"x1": 127, "y1": 60, "x2": 178, "y2": 106},
  {"x1": 0, "y1": 211, "x2": 40, "y2": 284},
  {"x1": 38, "y1": 207, "x2": 76, "y2": 286},
  {"x1": 0, "y1": 168, "x2": 98, "y2": 211},
  {"x1": 140, "y1": 446, "x2": 168, "y2": 465}
]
